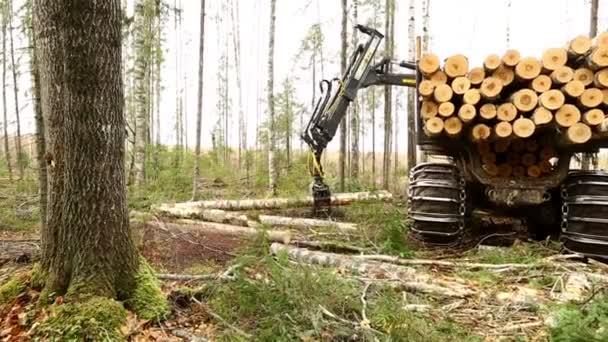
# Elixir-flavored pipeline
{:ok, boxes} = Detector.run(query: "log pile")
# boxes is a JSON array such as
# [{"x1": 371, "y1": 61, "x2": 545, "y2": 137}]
[{"x1": 419, "y1": 33, "x2": 608, "y2": 177}]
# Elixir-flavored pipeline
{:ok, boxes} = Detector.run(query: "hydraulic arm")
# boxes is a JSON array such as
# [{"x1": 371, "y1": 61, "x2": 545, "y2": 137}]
[{"x1": 301, "y1": 24, "x2": 417, "y2": 215}]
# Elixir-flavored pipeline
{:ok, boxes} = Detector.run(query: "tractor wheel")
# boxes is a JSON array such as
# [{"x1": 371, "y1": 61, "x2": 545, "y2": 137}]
[
  {"x1": 561, "y1": 170, "x2": 608, "y2": 258},
  {"x1": 408, "y1": 163, "x2": 466, "y2": 246}
]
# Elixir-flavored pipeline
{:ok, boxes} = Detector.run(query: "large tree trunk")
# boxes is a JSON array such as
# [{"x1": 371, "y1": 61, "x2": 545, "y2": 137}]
[
  {"x1": 407, "y1": 0, "x2": 417, "y2": 171},
  {"x1": 383, "y1": 0, "x2": 394, "y2": 189},
  {"x1": 350, "y1": 0, "x2": 360, "y2": 181},
  {"x1": 8, "y1": 1, "x2": 23, "y2": 180},
  {"x1": 1, "y1": 9, "x2": 12, "y2": 181},
  {"x1": 27, "y1": 1, "x2": 47, "y2": 230},
  {"x1": 192, "y1": 0, "x2": 206, "y2": 200},
  {"x1": 267, "y1": 0, "x2": 277, "y2": 195},
  {"x1": 339, "y1": 0, "x2": 347, "y2": 192},
  {"x1": 34, "y1": 0, "x2": 138, "y2": 298},
  {"x1": 133, "y1": 0, "x2": 153, "y2": 186}
]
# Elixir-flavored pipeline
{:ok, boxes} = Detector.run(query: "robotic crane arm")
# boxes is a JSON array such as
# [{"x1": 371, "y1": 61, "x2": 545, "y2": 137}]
[{"x1": 301, "y1": 24, "x2": 417, "y2": 215}]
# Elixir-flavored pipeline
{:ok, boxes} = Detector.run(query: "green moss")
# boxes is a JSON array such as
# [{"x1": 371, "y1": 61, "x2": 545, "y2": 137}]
[
  {"x1": 0, "y1": 277, "x2": 26, "y2": 304},
  {"x1": 30, "y1": 263, "x2": 46, "y2": 290},
  {"x1": 126, "y1": 258, "x2": 169, "y2": 320},
  {"x1": 33, "y1": 296, "x2": 127, "y2": 341},
  {"x1": 548, "y1": 295, "x2": 608, "y2": 342}
]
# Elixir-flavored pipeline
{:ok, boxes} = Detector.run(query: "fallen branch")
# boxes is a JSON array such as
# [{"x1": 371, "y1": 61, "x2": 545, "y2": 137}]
[
  {"x1": 270, "y1": 243, "x2": 475, "y2": 298},
  {"x1": 148, "y1": 220, "x2": 291, "y2": 244},
  {"x1": 258, "y1": 215, "x2": 358, "y2": 232},
  {"x1": 156, "y1": 191, "x2": 393, "y2": 212}
]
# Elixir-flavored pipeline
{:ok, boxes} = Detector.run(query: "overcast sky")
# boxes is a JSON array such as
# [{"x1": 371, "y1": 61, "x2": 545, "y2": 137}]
[{"x1": 8, "y1": 0, "x2": 608, "y2": 152}]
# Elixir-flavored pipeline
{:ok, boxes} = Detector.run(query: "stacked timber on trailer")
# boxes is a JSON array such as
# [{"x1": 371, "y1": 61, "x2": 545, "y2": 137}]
[{"x1": 419, "y1": 32, "x2": 608, "y2": 177}]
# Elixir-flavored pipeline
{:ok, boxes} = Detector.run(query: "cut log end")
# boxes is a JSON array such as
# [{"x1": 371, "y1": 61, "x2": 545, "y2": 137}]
[
  {"x1": 463, "y1": 89, "x2": 481, "y2": 105},
  {"x1": 516, "y1": 57, "x2": 542, "y2": 80},
  {"x1": 512, "y1": 89, "x2": 538, "y2": 112},
  {"x1": 588, "y1": 47, "x2": 608, "y2": 70},
  {"x1": 513, "y1": 117, "x2": 536, "y2": 138},
  {"x1": 451, "y1": 76, "x2": 471, "y2": 95},
  {"x1": 539, "y1": 89, "x2": 566, "y2": 110},
  {"x1": 483, "y1": 163, "x2": 499, "y2": 177},
  {"x1": 425, "y1": 117, "x2": 444, "y2": 137},
  {"x1": 562, "y1": 80, "x2": 585, "y2": 98},
  {"x1": 568, "y1": 35, "x2": 592, "y2": 56},
  {"x1": 531, "y1": 75, "x2": 552, "y2": 93},
  {"x1": 573, "y1": 68, "x2": 594, "y2": 86},
  {"x1": 497, "y1": 103, "x2": 518, "y2": 122},
  {"x1": 550, "y1": 66, "x2": 574, "y2": 85},
  {"x1": 541, "y1": 48, "x2": 568, "y2": 71},
  {"x1": 532, "y1": 107, "x2": 553, "y2": 126},
  {"x1": 419, "y1": 80, "x2": 436, "y2": 97},
  {"x1": 480, "y1": 103, "x2": 497, "y2": 120},
  {"x1": 444, "y1": 54, "x2": 469, "y2": 78},
  {"x1": 471, "y1": 123, "x2": 491, "y2": 142},
  {"x1": 480, "y1": 77, "x2": 503, "y2": 99},
  {"x1": 421, "y1": 101, "x2": 439, "y2": 119},
  {"x1": 492, "y1": 64, "x2": 515, "y2": 86},
  {"x1": 502, "y1": 49, "x2": 521, "y2": 67},
  {"x1": 594, "y1": 68, "x2": 608, "y2": 88},
  {"x1": 566, "y1": 123, "x2": 592, "y2": 144},
  {"x1": 555, "y1": 104, "x2": 582, "y2": 128},
  {"x1": 444, "y1": 117, "x2": 463, "y2": 137},
  {"x1": 494, "y1": 121, "x2": 513, "y2": 139},
  {"x1": 583, "y1": 109, "x2": 605, "y2": 126},
  {"x1": 434, "y1": 84, "x2": 453, "y2": 103},
  {"x1": 458, "y1": 104, "x2": 477, "y2": 123},
  {"x1": 484, "y1": 54, "x2": 501, "y2": 72},
  {"x1": 497, "y1": 164, "x2": 513, "y2": 178},
  {"x1": 429, "y1": 71, "x2": 448, "y2": 86},
  {"x1": 467, "y1": 67, "x2": 485, "y2": 85},
  {"x1": 513, "y1": 166, "x2": 526, "y2": 177},
  {"x1": 595, "y1": 32, "x2": 608, "y2": 49},
  {"x1": 438, "y1": 102, "x2": 455, "y2": 117},
  {"x1": 527, "y1": 165, "x2": 542, "y2": 178},
  {"x1": 579, "y1": 88, "x2": 604, "y2": 108},
  {"x1": 420, "y1": 53, "x2": 440, "y2": 75}
]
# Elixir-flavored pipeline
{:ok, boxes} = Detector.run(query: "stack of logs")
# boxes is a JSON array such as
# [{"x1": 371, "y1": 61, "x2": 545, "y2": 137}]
[{"x1": 419, "y1": 32, "x2": 608, "y2": 177}]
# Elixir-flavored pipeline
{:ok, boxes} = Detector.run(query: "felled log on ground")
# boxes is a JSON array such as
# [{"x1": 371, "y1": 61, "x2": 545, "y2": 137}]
[
  {"x1": 147, "y1": 219, "x2": 292, "y2": 244},
  {"x1": 258, "y1": 215, "x2": 357, "y2": 232},
  {"x1": 270, "y1": 243, "x2": 475, "y2": 298},
  {"x1": 152, "y1": 206, "x2": 251, "y2": 226},
  {"x1": 156, "y1": 190, "x2": 392, "y2": 212}
]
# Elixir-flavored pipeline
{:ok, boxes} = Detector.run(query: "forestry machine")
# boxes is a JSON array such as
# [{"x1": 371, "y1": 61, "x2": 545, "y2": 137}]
[{"x1": 302, "y1": 24, "x2": 608, "y2": 258}]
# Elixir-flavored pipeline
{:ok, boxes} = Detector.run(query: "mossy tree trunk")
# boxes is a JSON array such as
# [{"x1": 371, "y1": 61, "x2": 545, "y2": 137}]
[{"x1": 33, "y1": 0, "x2": 139, "y2": 299}]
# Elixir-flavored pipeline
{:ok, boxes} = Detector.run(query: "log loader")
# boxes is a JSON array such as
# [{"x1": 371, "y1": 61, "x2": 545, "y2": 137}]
[{"x1": 302, "y1": 24, "x2": 608, "y2": 258}]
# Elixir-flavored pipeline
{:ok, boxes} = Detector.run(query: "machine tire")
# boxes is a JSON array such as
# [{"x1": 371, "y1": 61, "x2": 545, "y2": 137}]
[
  {"x1": 561, "y1": 170, "x2": 608, "y2": 258},
  {"x1": 408, "y1": 163, "x2": 466, "y2": 246}
]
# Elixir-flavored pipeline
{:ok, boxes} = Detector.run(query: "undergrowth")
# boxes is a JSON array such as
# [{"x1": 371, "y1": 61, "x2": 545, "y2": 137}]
[{"x1": 548, "y1": 294, "x2": 608, "y2": 342}]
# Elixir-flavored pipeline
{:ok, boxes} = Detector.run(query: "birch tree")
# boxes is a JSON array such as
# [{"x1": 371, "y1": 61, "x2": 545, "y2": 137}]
[
  {"x1": 230, "y1": 0, "x2": 246, "y2": 168},
  {"x1": 339, "y1": 0, "x2": 347, "y2": 192},
  {"x1": 267, "y1": 0, "x2": 277, "y2": 195},
  {"x1": 382, "y1": 0, "x2": 394, "y2": 189},
  {"x1": 7, "y1": 0, "x2": 23, "y2": 179},
  {"x1": 350, "y1": 0, "x2": 360, "y2": 181}
]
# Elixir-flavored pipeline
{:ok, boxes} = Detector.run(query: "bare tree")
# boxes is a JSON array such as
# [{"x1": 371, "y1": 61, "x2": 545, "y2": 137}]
[
  {"x1": 230, "y1": 0, "x2": 246, "y2": 169},
  {"x1": 382, "y1": 0, "x2": 394, "y2": 189},
  {"x1": 406, "y1": 0, "x2": 416, "y2": 171},
  {"x1": 583, "y1": 0, "x2": 599, "y2": 170},
  {"x1": 268, "y1": 0, "x2": 277, "y2": 195},
  {"x1": 339, "y1": 0, "x2": 347, "y2": 192},
  {"x1": 8, "y1": 0, "x2": 23, "y2": 179},
  {"x1": 1, "y1": 6, "x2": 11, "y2": 180},
  {"x1": 350, "y1": 0, "x2": 360, "y2": 181},
  {"x1": 193, "y1": 0, "x2": 206, "y2": 200}
]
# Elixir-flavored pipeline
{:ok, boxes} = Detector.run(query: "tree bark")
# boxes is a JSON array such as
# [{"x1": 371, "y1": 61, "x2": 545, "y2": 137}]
[
  {"x1": 350, "y1": 0, "x2": 359, "y2": 181},
  {"x1": 192, "y1": 0, "x2": 206, "y2": 200},
  {"x1": 34, "y1": 0, "x2": 138, "y2": 298},
  {"x1": 339, "y1": 0, "x2": 347, "y2": 192},
  {"x1": 267, "y1": 0, "x2": 277, "y2": 195},
  {"x1": 8, "y1": 1, "x2": 23, "y2": 180},
  {"x1": 258, "y1": 215, "x2": 357, "y2": 232},
  {"x1": 27, "y1": 0, "x2": 47, "y2": 230},
  {"x1": 230, "y1": 0, "x2": 245, "y2": 169},
  {"x1": 583, "y1": 0, "x2": 600, "y2": 170},
  {"x1": 1, "y1": 7, "x2": 11, "y2": 181}
]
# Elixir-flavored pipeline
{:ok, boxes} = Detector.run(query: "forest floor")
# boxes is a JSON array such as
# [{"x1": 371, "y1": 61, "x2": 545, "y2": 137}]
[{"x1": 1, "y1": 169, "x2": 608, "y2": 341}]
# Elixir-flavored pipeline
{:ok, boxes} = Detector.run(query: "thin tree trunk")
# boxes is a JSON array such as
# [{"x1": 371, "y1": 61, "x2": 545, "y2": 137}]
[
  {"x1": 583, "y1": 0, "x2": 599, "y2": 170},
  {"x1": 35, "y1": 0, "x2": 138, "y2": 298},
  {"x1": 394, "y1": 94, "x2": 399, "y2": 183},
  {"x1": 361, "y1": 93, "x2": 365, "y2": 177},
  {"x1": 371, "y1": 89, "x2": 376, "y2": 189},
  {"x1": 1, "y1": 9, "x2": 11, "y2": 181},
  {"x1": 351, "y1": 0, "x2": 359, "y2": 181},
  {"x1": 230, "y1": 0, "x2": 245, "y2": 169},
  {"x1": 27, "y1": 1, "x2": 47, "y2": 230},
  {"x1": 267, "y1": 0, "x2": 277, "y2": 195},
  {"x1": 418, "y1": 0, "x2": 430, "y2": 163},
  {"x1": 8, "y1": 1, "x2": 22, "y2": 180},
  {"x1": 174, "y1": 0, "x2": 181, "y2": 167},
  {"x1": 407, "y1": 0, "x2": 416, "y2": 171},
  {"x1": 153, "y1": 4, "x2": 162, "y2": 173},
  {"x1": 193, "y1": 0, "x2": 206, "y2": 200},
  {"x1": 383, "y1": 0, "x2": 394, "y2": 189},
  {"x1": 339, "y1": 0, "x2": 347, "y2": 192}
]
